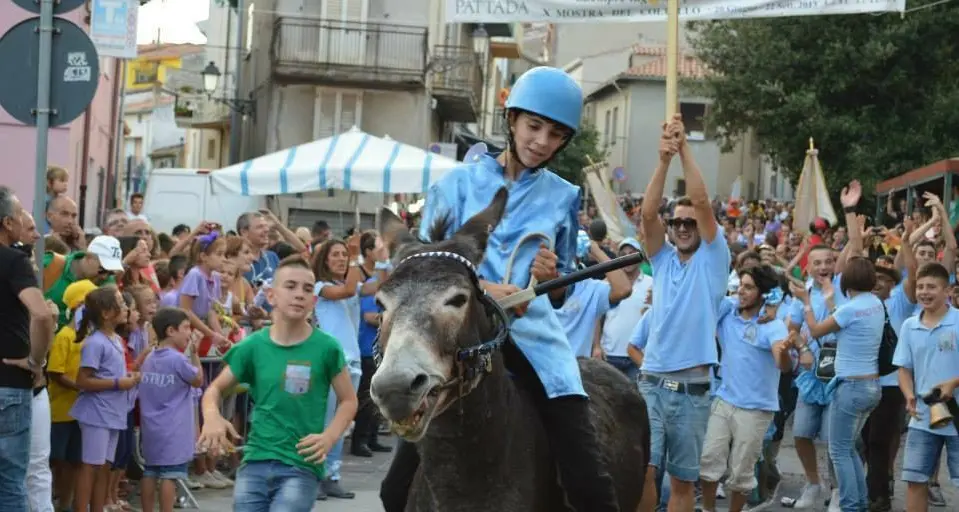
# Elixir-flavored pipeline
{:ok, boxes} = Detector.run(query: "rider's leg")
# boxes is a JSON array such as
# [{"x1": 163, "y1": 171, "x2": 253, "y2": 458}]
[
  {"x1": 379, "y1": 439, "x2": 419, "y2": 512},
  {"x1": 503, "y1": 340, "x2": 620, "y2": 512}
]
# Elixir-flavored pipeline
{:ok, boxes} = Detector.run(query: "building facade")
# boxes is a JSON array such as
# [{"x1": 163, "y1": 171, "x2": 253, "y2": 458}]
[{"x1": 0, "y1": 3, "x2": 124, "y2": 227}]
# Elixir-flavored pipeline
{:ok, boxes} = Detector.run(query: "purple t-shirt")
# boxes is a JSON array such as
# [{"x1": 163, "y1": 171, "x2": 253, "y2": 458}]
[
  {"x1": 138, "y1": 347, "x2": 199, "y2": 466},
  {"x1": 179, "y1": 267, "x2": 221, "y2": 320},
  {"x1": 159, "y1": 289, "x2": 180, "y2": 308},
  {"x1": 70, "y1": 330, "x2": 135, "y2": 430},
  {"x1": 128, "y1": 326, "x2": 149, "y2": 359}
]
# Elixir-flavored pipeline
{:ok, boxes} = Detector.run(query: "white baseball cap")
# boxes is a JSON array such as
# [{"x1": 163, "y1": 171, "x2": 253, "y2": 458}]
[{"x1": 86, "y1": 235, "x2": 124, "y2": 272}]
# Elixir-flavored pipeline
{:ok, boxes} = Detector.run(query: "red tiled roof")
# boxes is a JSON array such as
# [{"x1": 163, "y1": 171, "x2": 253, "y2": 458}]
[
  {"x1": 136, "y1": 43, "x2": 204, "y2": 60},
  {"x1": 626, "y1": 45, "x2": 709, "y2": 79}
]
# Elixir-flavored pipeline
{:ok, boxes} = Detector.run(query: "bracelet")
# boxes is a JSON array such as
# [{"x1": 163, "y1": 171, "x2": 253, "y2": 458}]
[
  {"x1": 374, "y1": 261, "x2": 393, "y2": 272},
  {"x1": 843, "y1": 206, "x2": 856, "y2": 214},
  {"x1": 800, "y1": 346, "x2": 812, "y2": 354},
  {"x1": 27, "y1": 356, "x2": 46, "y2": 370}
]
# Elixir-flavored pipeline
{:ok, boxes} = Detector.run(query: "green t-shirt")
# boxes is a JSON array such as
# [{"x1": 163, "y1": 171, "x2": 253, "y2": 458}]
[
  {"x1": 224, "y1": 327, "x2": 346, "y2": 479},
  {"x1": 640, "y1": 262, "x2": 653, "y2": 278},
  {"x1": 43, "y1": 251, "x2": 115, "y2": 328}
]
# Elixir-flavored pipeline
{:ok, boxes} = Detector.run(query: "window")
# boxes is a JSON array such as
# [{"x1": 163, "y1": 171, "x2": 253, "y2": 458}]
[
  {"x1": 133, "y1": 63, "x2": 158, "y2": 84},
  {"x1": 313, "y1": 88, "x2": 364, "y2": 139},
  {"x1": 610, "y1": 107, "x2": 619, "y2": 145},
  {"x1": 679, "y1": 102, "x2": 707, "y2": 141},
  {"x1": 207, "y1": 138, "x2": 217, "y2": 160},
  {"x1": 604, "y1": 110, "x2": 611, "y2": 146}
]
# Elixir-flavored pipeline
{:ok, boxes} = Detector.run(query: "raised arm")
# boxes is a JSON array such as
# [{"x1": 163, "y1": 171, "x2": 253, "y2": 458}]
[
  {"x1": 925, "y1": 192, "x2": 956, "y2": 272},
  {"x1": 676, "y1": 117, "x2": 718, "y2": 243},
  {"x1": 835, "y1": 181, "x2": 864, "y2": 274},
  {"x1": 641, "y1": 121, "x2": 680, "y2": 258},
  {"x1": 899, "y1": 218, "x2": 919, "y2": 302}
]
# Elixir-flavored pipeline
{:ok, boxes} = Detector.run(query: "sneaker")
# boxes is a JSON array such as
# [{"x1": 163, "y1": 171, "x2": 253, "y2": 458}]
[
  {"x1": 322, "y1": 478, "x2": 355, "y2": 499},
  {"x1": 211, "y1": 469, "x2": 234, "y2": 487},
  {"x1": 928, "y1": 484, "x2": 947, "y2": 507},
  {"x1": 196, "y1": 471, "x2": 230, "y2": 490},
  {"x1": 183, "y1": 477, "x2": 204, "y2": 490},
  {"x1": 792, "y1": 484, "x2": 823, "y2": 509},
  {"x1": 827, "y1": 488, "x2": 841, "y2": 512},
  {"x1": 716, "y1": 482, "x2": 727, "y2": 500}
]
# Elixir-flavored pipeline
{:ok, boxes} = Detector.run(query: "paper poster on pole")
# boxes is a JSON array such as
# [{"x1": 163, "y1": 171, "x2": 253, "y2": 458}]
[
  {"x1": 447, "y1": 0, "x2": 905, "y2": 23},
  {"x1": 90, "y1": 0, "x2": 139, "y2": 59}
]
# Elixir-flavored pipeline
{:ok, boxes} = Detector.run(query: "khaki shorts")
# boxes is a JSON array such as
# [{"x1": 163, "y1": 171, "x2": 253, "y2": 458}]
[{"x1": 699, "y1": 397, "x2": 774, "y2": 493}]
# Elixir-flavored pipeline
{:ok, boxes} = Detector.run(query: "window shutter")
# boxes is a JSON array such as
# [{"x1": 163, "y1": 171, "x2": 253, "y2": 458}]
[
  {"x1": 338, "y1": 92, "x2": 362, "y2": 133},
  {"x1": 314, "y1": 90, "x2": 338, "y2": 139}
]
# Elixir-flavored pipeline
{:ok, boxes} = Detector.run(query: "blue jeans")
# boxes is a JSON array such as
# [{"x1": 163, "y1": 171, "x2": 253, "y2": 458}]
[
  {"x1": 233, "y1": 460, "x2": 320, "y2": 512},
  {"x1": 0, "y1": 387, "x2": 32, "y2": 511},
  {"x1": 324, "y1": 359, "x2": 362, "y2": 481},
  {"x1": 637, "y1": 377, "x2": 712, "y2": 482},
  {"x1": 606, "y1": 356, "x2": 639, "y2": 381},
  {"x1": 828, "y1": 379, "x2": 880, "y2": 512}
]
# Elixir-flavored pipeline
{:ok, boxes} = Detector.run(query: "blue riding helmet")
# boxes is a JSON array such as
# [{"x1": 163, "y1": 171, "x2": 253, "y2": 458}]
[{"x1": 505, "y1": 67, "x2": 583, "y2": 133}]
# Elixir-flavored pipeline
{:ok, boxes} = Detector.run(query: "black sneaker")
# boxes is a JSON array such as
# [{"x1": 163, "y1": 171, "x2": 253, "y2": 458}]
[
  {"x1": 323, "y1": 478, "x2": 356, "y2": 499},
  {"x1": 350, "y1": 444, "x2": 374, "y2": 457},
  {"x1": 369, "y1": 441, "x2": 393, "y2": 453}
]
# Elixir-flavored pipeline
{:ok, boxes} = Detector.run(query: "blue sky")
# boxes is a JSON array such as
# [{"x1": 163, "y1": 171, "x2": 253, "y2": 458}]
[{"x1": 136, "y1": 0, "x2": 209, "y2": 44}]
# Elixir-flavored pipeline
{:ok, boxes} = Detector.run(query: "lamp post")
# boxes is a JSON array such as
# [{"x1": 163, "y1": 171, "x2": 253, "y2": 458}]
[{"x1": 200, "y1": 61, "x2": 255, "y2": 165}]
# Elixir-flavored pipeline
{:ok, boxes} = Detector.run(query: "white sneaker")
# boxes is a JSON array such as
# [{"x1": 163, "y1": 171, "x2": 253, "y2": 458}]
[
  {"x1": 793, "y1": 483, "x2": 823, "y2": 509},
  {"x1": 212, "y1": 469, "x2": 234, "y2": 487},
  {"x1": 716, "y1": 482, "x2": 727, "y2": 499},
  {"x1": 183, "y1": 477, "x2": 204, "y2": 490},
  {"x1": 827, "y1": 488, "x2": 841, "y2": 512},
  {"x1": 197, "y1": 471, "x2": 230, "y2": 489}
]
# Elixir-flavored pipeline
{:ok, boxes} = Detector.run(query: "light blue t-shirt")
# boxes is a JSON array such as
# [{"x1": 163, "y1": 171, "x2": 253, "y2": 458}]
[
  {"x1": 892, "y1": 307, "x2": 959, "y2": 436},
  {"x1": 629, "y1": 309, "x2": 652, "y2": 351},
  {"x1": 554, "y1": 279, "x2": 611, "y2": 358},
  {"x1": 880, "y1": 284, "x2": 918, "y2": 386},
  {"x1": 715, "y1": 298, "x2": 789, "y2": 412},
  {"x1": 833, "y1": 292, "x2": 885, "y2": 378},
  {"x1": 640, "y1": 228, "x2": 730, "y2": 372},
  {"x1": 313, "y1": 281, "x2": 362, "y2": 362}
]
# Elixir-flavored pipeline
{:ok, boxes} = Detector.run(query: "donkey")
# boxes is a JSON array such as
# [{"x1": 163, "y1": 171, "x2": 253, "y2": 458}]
[{"x1": 370, "y1": 188, "x2": 650, "y2": 512}]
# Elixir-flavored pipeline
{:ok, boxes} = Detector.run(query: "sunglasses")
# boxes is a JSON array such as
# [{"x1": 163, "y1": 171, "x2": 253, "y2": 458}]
[{"x1": 667, "y1": 217, "x2": 698, "y2": 230}]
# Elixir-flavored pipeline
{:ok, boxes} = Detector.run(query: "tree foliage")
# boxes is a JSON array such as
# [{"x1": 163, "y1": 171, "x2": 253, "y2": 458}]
[
  {"x1": 550, "y1": 123, "x2": 606, "y2": 187},
  {"x1": 687, "y1": 3, "x2": 959, "y2": 198}
]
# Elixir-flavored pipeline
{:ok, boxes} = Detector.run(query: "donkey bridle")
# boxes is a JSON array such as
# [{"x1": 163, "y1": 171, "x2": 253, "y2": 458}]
[{"x1": 372, "y1": 251, "x2": 511, "y2": 405}]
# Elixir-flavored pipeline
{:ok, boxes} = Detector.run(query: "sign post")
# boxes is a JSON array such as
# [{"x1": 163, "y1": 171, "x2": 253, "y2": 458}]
[{"x1": 0, "y1": 0, "x2": 99, "y2": 279}]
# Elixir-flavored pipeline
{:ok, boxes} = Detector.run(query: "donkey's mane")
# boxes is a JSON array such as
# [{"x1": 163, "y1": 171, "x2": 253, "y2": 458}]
[{"x1": 428, "y1": 214, "x2": 453, "y2": 243}]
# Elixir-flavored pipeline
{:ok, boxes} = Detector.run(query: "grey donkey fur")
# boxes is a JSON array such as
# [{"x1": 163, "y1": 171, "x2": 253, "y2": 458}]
[{"x1": 373, "y1": 187, "x2": 651, "y2": 511}]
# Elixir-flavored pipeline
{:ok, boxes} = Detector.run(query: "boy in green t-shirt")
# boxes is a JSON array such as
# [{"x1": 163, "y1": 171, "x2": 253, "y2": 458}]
[{"x1": 198, "y1": 256, "x2": 358, "y2": 512}]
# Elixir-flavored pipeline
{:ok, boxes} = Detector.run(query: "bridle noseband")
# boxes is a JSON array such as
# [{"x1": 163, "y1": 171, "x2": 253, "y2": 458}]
[{"x1": 372, "y1": 251, "x2": 511, "y2": 406}]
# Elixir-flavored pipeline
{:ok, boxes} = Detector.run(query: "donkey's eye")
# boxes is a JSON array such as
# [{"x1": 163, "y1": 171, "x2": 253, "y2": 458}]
[{"x1": 444, "y1": 294, "x2": 468, "y2": 308}]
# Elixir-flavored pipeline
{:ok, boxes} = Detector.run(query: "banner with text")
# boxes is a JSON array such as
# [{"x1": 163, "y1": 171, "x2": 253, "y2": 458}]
[
  {"x1": 447, "y1": 0, "x2": 905, "y2": 23},
  {"x1": 90, "y1": 0, "x2": 139, "y2": 59}
]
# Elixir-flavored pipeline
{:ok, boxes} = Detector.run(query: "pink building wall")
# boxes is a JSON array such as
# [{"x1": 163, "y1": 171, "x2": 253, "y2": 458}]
[{"x1": 0, "y1": 3, "x2": 120, "y2": 227}]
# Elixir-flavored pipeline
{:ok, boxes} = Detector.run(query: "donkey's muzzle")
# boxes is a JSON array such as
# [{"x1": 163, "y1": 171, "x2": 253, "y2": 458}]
[{"x1": 371, "y1": 367, "x2": 433, "y2": 421}]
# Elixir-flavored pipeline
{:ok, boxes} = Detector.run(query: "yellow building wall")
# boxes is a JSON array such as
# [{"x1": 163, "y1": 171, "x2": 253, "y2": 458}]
[{"x1": 125, "y1": 57, "x2": 184, "y2": 91}]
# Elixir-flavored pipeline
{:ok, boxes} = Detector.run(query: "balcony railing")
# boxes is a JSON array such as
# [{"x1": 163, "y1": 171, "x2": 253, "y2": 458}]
[
  {"x1": 271, "y1": 17, "x2": 427, "y2": 89},
  {"x1": 429, "y1": 45, "x2": 482, "y2": 122}
]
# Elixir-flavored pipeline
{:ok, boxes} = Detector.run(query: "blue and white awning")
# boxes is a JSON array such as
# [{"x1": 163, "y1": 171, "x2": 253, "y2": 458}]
[{"x1": 210, "y1": 127, "x2": 461, "y2": 196}]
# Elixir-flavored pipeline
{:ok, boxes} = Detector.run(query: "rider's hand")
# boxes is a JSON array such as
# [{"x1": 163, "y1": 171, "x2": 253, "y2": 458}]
[
  {"x1": 197, "y1": 415, "x2": 241, "y2": 457},
  {"x1": 482, "y1": 282, "x2": 528, "y2": 316}
]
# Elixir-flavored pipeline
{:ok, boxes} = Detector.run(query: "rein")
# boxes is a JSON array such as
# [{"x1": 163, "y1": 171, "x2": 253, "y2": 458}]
[{"x1": 373, "y1": 251, "x2": 511, "y2": 408}]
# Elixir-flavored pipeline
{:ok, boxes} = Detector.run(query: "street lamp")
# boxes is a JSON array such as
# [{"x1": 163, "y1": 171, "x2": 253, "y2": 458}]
[
  {"x1": 201, "y1": 61, "x2": 221, "y2": 94},
  {"x1": 471, "y1": 24, "x2": 489, "y2": 55},
  {"x1": 200, "y1": 61, "x2": 255, "y2": 117}
]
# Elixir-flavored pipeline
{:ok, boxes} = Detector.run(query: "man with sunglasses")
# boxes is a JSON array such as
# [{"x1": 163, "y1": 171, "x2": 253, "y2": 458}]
[
  {"x1": 42, "y1": 235, "x2": 122, "y2": 328},
  {"x1": 637, "y1": 115, "x2": 731, "y2": 512}
]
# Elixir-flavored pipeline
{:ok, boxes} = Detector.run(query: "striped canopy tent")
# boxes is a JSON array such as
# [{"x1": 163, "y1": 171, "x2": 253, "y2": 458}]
[{"x1": 210, "y1": 126, "x2": 461, "y2": 196}]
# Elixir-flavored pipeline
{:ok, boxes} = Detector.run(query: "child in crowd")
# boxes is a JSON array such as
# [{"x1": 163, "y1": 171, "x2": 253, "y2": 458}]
[
  {"x1": 45, "y1": 165, "x2": 69, "y2": 233},
  {"x1": 107, "y1": 292, "x2": 140, "y2": 511},
  {"x1": 48, "y1": 279, "x2": 97, "y2": 512},
  {"x1": 70, "y1": 286, "x2": 141, "y2": 512},
  {"x1": 156, "y1": 254, "x2": 188, "y2": 308},
  {"x1": 198, "y1": 256, "x2": 358, "y2": 512},
  {"x1": 138, "y1": 307, "x2": 204, "y2": 512}
]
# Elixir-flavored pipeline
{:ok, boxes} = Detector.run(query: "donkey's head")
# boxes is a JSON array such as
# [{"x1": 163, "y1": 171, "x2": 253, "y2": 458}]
[{"x1": 370, "y1": 188, "x2": 508, "y2": 441}]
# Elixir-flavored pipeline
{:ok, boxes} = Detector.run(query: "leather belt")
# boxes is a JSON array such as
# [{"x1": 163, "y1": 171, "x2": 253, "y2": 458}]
[{"x1": 641, "y1": 374, "x2": 711, "y2": 396}]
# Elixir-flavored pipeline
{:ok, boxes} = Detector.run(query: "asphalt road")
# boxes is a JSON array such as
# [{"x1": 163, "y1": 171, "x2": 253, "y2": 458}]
[{"x1": 133, "y1": 425, "x2": 957, "y2": 511}]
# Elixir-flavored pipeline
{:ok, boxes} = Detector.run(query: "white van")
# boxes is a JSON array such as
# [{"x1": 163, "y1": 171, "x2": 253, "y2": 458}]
[{"x1": 142, "y1": 168, "x2": 264, "y2": 234}]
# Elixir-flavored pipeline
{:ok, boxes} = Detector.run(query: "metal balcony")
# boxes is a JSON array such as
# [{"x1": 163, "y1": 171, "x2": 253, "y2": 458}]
[
  {"x1": 271, "y1": 17, "x2": 427, "y2": 90},
  {"x1": 175, "y1": 95, "x2": 231, "y2": 129},
  {"x1": 429, "y1": 45, "x2": 482, "y2": 123}
]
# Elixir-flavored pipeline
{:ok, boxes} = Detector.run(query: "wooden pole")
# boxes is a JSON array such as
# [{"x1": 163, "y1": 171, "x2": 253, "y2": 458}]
[{"x1": 665, "y1": 0, "x2": 680, "y2": 118}]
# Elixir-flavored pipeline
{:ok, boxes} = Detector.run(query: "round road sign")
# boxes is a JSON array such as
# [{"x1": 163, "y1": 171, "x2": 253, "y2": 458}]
[
  {"x1": 11, "y1": 0, "x2": 87, "y2": 15},
  {"x1": 613, "y1": 167, "x2": 627, "y2": 182},
  {"x1": 0, "y1": 16, "x2": 100, "y2": 127}
]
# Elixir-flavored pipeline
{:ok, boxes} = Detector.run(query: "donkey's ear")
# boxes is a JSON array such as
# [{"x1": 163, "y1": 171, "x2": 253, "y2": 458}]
[
  {"x1": 452, "y1": 187, "x2": 508, "y2": 264},
  {"x1": 379, "y1": 207, "x2": 419, "y2": 258}
]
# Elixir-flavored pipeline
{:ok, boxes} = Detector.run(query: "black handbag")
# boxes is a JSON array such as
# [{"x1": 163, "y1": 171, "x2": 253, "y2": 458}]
[
  {"x1": 878, "y1": 307, "x2": 899, "y2": 376},
  {"x1": 815, "y1": 341, "x2": 837, "y2": 382}
]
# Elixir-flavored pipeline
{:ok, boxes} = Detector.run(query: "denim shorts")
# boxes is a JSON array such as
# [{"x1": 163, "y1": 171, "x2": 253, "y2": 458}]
[
  {"x1": 901, "y1": 428, "x2": 959, "y2": 485},
  {"x1": 234, "y1": 460, "x2": 320, "y2": 512},
  {"x1": 637, "y1": 377, "x2": 712, "y2": 482},
  {"x1": 792, "y1": 399, "x2": 830, "y2": 441},
  {"x1": 50, "y1": 420, "x2": 82, "y2": 463},
  {"x1": 142, "y1": 463, "x2": 189, "y2": 481}
]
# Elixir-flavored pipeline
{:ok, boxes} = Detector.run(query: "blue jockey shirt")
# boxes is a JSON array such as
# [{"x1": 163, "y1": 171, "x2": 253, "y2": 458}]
[{"x1": 419, "y1": 153, "x2": 585, "y2": 398}]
